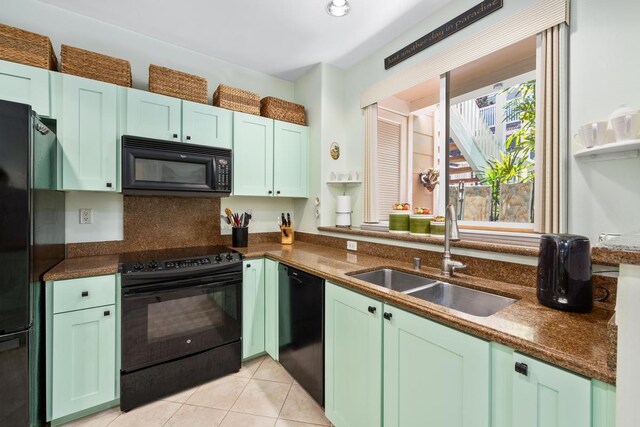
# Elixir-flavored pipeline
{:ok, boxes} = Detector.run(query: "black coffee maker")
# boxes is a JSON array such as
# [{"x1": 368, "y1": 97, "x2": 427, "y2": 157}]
[{"x1": 537, "y1": 234, "x2": 593, "y2": 312}]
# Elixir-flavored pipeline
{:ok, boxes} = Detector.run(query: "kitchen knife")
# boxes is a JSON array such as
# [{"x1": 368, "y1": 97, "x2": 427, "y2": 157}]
[{"x1": 287, "y1": 213, "x2": 291, "y2": 227}]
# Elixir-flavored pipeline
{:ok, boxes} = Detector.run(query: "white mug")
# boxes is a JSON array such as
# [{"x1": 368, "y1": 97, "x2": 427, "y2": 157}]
[
  {"x1": 578, "y1": 122, "x2": 610, "y2": 148},
  {"x1": 611, "y1": 112, "x2": 640, "y2": 142}
]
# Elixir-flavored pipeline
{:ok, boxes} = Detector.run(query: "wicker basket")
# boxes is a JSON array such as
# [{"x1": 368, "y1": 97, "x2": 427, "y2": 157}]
[
  {"x1": 0, "y1": 24, "x2": 57, "y2": 70},
  {"x1": 260, "y1": 97, "x2": 306, "y2": 125},
  {"x1": 149, "y1": 64, "x2": 208, "y2": 104},
  {"x1": 213, "y1": 84, "x2": 260, "y2": 115},
  {"x1": 61, "y1": 45, "x2": 132, "y2": 87}
]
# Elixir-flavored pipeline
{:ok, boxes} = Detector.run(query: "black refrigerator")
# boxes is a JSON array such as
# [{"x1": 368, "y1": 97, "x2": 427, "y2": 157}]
[{"x1": 0, "y1": 100, "x2": 65, "y2": 426}]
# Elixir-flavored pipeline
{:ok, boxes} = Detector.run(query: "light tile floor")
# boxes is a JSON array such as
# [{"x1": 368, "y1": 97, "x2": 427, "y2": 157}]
[{"x1": 61, "y1": 356, "x2": 332, "y2": 427}]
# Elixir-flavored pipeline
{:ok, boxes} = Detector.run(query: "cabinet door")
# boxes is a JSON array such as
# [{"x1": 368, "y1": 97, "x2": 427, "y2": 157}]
[
  {"x1": 273, "y1": 121, "x2": 309, "y2": 198},
  {"x1": 0, "y1": 60, "x2": 50, "y2": 116},
  {"x1": 51, "y1": 305, "x2": 116, "y2": 420},
  {"x1": 243, "y1": 259, "x2": 265, "y2": 359},
  {"x1": 182, "y1": 101, "x2": 232, "y2": 148},
  {"x1": 233, "y1": 112, "x2": 274, "y2": 196},
  {"x1": 264, "y1": 259, "x2": 279, "y2": 360},
  {"x1": 512, "y1": 353, "x2": 591, "y2": 427},
  {"x1": 59, "y1": 75, "x2": 118, "y2": 191},
  {"x1": 126, "y1": 88, "x2": 181, "y2": 141},
  {"x1": 325, "y1": 282, "x2": 382, "y2": 427},
  {"x1": 592, "y1": 380, "x2": 616, "y2": 427},
  {"x1": 383, "y1": 305, "x2": 490, "y2": 427}
]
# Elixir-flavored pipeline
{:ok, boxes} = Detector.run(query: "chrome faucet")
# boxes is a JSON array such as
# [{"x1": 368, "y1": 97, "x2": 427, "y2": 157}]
[{"x1": 441, "y1": 203, "x2": 466, "y2": 276}]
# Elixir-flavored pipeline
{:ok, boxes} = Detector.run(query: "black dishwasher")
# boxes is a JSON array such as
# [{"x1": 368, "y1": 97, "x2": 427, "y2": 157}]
[{"x1": 278, "y1": 264, "x2": 324, "y2": 406}]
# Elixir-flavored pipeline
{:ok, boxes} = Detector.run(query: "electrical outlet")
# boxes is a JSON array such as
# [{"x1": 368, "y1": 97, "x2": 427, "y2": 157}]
[
  {"x1": 347, "y1": 240, "x2": 357, "y2": 251},
  {"x1": 79, "y1": 208, "x2": 93, "y2": 224}
]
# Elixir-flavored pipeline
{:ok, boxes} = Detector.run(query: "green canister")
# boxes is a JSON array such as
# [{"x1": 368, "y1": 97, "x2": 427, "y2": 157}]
[
  {"x1": 430, "y1": 220, "x2": 445, "y2": 237},
  {"x1": 389, "y1": 211, "x2": 410, "y2": 234},
  {"x1": 409, "y1": 215, "x2": 433, "y2": 236}
]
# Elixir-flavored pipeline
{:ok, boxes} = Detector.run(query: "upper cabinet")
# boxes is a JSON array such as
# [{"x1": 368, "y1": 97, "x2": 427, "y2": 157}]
[
  {"x1": 53, "y1": 74, "x2": 119, "y2": 192},
  {"x1": 125, "y1": 88, "x2": 182, "y2": 141},
  {"x1": 125, "y1": 89, "x2": 232, "y2": 148},
  {"x1": 233, "y1": 111, "x2": 309, "y2": 198},
  {"x1": 273, "y1": 121, "x2": 309, "y2": 198},
  {"x1": 0, "y1": 59, "x2": 50, "y2": 117},
  {"x1": 233, "y1": 112, "x2": 274, "y2": 196},
  {"x1": 182, "y1": 100, "x2": 232, "y2": 148}
]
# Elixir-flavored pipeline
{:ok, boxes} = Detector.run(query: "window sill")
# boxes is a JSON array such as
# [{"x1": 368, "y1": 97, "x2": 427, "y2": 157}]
[{"x1": 317, "y1": 226, "x2": 540, "y2": 258}]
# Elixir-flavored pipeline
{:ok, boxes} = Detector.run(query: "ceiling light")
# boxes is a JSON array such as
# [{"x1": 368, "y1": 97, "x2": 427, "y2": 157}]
[{"x1": 327, "y1": 0, "x2": 350, "y2": 17}]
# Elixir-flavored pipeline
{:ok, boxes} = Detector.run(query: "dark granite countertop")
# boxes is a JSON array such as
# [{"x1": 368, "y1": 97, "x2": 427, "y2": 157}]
[
  {"x1": 593, "y1": 232, "x2": 640, "y2": 266},
  {"x1": 43, "y1": 241, "x2": 616, "y2": 385}
]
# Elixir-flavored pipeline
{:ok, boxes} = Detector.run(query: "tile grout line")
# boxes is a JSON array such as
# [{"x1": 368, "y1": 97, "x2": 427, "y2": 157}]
[
  {"x1": 275, "y1": 382, "x2": 294, "y2": 420},
  {"x1": 219, "y1": 356, "x2": 268, "y2": 423},
  {"x1": 160, "y1": 401, "x2": 184, "y2": 427}
]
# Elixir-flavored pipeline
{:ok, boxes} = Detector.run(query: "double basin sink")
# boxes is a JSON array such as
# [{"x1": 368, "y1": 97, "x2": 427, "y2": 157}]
[{"x1": 350, "y1": 268, "x2": 516, "y2": 317}]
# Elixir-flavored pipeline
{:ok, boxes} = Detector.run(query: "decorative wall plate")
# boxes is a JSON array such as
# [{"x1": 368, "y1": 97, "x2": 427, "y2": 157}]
[{"x1": 330, "y1": 142, "x2": 340, "y2": 160}]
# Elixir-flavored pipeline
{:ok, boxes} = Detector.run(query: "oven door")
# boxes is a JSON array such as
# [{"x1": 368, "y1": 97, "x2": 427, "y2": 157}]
[{"x1": 121, "y1": 273, "x2": 241, "y2": 372}]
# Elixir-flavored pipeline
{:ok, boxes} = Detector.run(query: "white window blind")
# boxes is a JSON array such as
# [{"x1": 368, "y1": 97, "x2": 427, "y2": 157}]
[{"x1": 377, "y1": 119, "x2": 402, "y2": 221}]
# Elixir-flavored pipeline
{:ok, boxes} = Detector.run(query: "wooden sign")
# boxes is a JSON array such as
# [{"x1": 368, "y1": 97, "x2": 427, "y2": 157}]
[{"x1": 384, "y1": 0, "x2": 504, "y2": 70}]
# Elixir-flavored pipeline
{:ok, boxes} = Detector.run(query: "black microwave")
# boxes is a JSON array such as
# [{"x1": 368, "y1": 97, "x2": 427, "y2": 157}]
[{"x1": 122, "y1": 135, "x2": 232, "y2": 197}]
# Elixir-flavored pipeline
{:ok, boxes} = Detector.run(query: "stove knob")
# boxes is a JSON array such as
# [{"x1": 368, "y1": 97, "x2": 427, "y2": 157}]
[
  {"x1": 148, "y1": 260, "x2": 159, "y2": 270},
  {"x1": 132, "y1": 262, "x2": 144, "y2": 272},
  {"x1": 214, "y1": 254, "x2": 223, "y2": 263},
  {"x1": 226, "y1": 253, "x2": 234, "y2": 261}
]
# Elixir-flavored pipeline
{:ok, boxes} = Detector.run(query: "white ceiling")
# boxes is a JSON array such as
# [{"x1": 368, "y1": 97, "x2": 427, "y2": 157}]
[{"x1": 38, "y1": 0, "x2": 453, "y2": 81}]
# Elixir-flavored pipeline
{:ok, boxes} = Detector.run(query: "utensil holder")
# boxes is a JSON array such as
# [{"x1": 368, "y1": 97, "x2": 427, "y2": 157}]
[
  {"x1": 280, "y1": 226, "x2": 294, "y2": 245},
  {"x1": 232, "y1": 227, "x2": 249, "y2": 248}
]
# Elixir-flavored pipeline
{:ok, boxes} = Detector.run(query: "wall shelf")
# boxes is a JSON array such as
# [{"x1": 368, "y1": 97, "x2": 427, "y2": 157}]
[
  {"x1": 326, "y1": 180, "x2": 362, "y2": 185},
  {"x1": 573, "y1": 139, "x2": 640, "y2": 161}
]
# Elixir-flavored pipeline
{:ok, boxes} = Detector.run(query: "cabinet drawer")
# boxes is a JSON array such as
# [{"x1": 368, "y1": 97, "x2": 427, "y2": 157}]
[{"x1": 53, "y1": 275, "x2": 116, "y2": 314}]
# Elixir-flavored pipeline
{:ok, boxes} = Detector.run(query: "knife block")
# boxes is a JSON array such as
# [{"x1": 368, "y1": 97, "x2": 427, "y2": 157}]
[{"x1": 280, "y1": 226, "x2": 294, "y2": 245}]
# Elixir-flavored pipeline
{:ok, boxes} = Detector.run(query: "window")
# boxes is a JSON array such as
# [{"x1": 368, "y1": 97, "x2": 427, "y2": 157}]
[
  {"x1": 375, "y1": 109, "x2": 407, "y2": 222},
  {"x1": 365, "y1": 31, "x2": 565, "y2": 236}
]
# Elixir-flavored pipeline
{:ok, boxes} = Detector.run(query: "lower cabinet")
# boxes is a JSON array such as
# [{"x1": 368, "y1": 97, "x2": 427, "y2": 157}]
[
  {"x1": 51, "y1": 306, "x2": 116, "y2": 419},
  {"x1": 264, "y1": 258, "x2": 279, "y2": 360},
  {"x1": 325, "y1": 282, "x2": 612, "y2": 427},
  {"x1": 46, "y1": 275, "x2": 119, "y2": 423},
  {"x1": 325, "y1": 282, "x2": 489, "y2": 427},
  {"x1": 492, "y1": 343, "x2": 609, "y2": 427},
  {"x1": 242, "y1": 259, "x2": 265, "y2": 359},
  {"x1": 383, "y1": 304, "x2": 490, "y2": 427},
  {"x1": 325, "y1": 282, "x2": 382, "y2": 427}
]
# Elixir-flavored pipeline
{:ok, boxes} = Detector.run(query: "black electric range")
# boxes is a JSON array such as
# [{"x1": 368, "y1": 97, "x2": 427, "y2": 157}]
[{"x1": 119, "y1": 246, "x2": 243, "y2": 411}]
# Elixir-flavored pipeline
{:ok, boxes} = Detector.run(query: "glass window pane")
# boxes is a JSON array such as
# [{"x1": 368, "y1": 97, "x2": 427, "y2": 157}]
[{"x1": 135, "y1": 158, "x2": 206, "y2": 184}]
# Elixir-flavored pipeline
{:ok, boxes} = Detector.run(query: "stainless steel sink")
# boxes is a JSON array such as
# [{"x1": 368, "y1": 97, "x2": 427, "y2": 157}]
[
  {"x1": 406, "y1": 282, "x2": 517, "y2": 317},
  {"x1": 349, "y1": 268, "x2": 438, "y2": 293}
]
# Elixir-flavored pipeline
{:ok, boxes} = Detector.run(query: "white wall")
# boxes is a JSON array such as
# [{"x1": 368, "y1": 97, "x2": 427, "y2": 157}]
[
  {"x1": 221, "y1": 196, "x2": 294, "y2": 235},
  {"x1": 65, "y1": 192, "x2": 123, "y2": 243},
  {"x1": 3, "y1": 0, "x2": 294, "y2": 100},
  {"x1": 568, "y1": 0, "x2": 640, "y2": 241}
]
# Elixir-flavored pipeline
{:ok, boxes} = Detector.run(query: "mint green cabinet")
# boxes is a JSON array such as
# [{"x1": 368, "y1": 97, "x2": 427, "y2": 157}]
[
  {"x1": 46, "y1": 275, "x2": 119, "y2": 423},
  {"x1": 511, "y1": 352, "x2": 591, "y2": 427},
  {"x1": 243, "y1": 259, "x2": 265, "y2": 359},
  {"x1": 264, "y1": 259, "x2": 279, "y2": 360},
  {"x1": 325, "y1": 282, "x2": 382, "y2": 427},
  {"x1": 233, "y1": 112, "x2": 274, "y2": 196},
  {"x1": 592, "y1": 380, "x2": 616, "y2": 427},
  {"x1": 0, "y1": 59, "x2": 50, "y2": 116},
  {"x1": 125, "y1": 88, "x2": 181, "y2": 141},
  {"x1": 55, "y1": 74, "x2": 119, "y2": 192},
  {"x1": 273, "y1": 121, "x2": 308, "y2": 198},
  {"x1": 383, "y1": 304, "x2": 490, "y2": 427},
  {"x1": 51, "y1": 305, "x2": 116, "y2": 420},
  {"x1": 182, "y1": 101, "x2": 232, "y2": 148}
]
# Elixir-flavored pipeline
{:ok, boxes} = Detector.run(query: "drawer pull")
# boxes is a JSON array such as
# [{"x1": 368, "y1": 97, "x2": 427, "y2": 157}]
[
  {"x1": 246, "y1": 264, "x2": 251, "y2": 268},
  {"x1": 81, "y1": 291, "x2": 89, "y2": 297},
  {"x1": 368, "y1": 306, "x2": 376, "y2": 314},
  {"x1": 104, "y1": 310, "x2": 110, "y2": 316},
  {"x1": 515, "y1": 362, "x2": 528, "y2": 376},
  {"x1": 383, "y1": 312, "x2": 392, "y2": 321}
]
